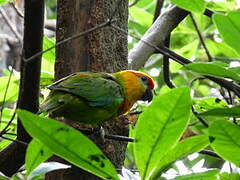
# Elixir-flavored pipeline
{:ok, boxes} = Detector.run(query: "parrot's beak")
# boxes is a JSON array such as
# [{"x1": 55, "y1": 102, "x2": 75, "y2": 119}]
[{"x1": 140, "y1": 88, "x2": 153, "y2": 103}]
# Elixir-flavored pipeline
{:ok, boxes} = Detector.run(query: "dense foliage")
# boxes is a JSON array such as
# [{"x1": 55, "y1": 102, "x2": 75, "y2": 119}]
[{"x1": 0, "y1": 0, "x2": 240, "y2": 179}]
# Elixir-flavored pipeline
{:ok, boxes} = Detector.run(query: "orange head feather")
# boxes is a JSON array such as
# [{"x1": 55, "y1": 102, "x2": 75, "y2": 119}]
[{"x1": 113, "y1": 70, "x2": 155, "y2": 114}]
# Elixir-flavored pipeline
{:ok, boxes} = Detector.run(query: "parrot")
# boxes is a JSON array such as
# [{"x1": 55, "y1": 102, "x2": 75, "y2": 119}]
[{"x1": 39, "y1": 70, "x2": 155, "y2": 126}]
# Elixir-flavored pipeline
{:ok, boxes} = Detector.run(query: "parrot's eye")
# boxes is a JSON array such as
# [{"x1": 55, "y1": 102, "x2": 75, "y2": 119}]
[{"x1": 140, "y1": 76, "x2": 148, "y2": 83}]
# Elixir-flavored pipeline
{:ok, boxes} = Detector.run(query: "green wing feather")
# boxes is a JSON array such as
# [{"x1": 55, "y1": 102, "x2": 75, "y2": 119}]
[{"x1": 40, "y1": 72, "x2": 124, "y2": 125}]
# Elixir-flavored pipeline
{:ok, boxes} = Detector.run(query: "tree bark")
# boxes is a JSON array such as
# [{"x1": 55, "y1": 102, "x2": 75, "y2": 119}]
[{"x1": 46, "y1": 0, "x2": 128, "y2": 179}]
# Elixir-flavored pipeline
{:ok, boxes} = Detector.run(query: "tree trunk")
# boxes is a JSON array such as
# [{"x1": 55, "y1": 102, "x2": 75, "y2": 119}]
[
  {"x1": 0, "y1": 0, "x2": 44, "y2": 176},
  {"x1": 46, "y1": 0, "x2": 128, "y2": 179}
]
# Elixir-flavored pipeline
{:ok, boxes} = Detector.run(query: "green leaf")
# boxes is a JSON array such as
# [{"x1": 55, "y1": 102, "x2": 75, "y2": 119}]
[
  {"x1": 26, "y1": 139, "x2": 53, "y2": 174},
  {"x1": 219, "y1": 173, "x2": 240, "y2": 180},
  {"x1": 199, "y1": 105, "x2": 240, "y2": 117},
  {"x1": 17, "y1": 110, "x2": 119, "y2": 180},
  {"x1": 0, "y1": 75, "x2": 19, "y2": 103},
  {"x1": 151, "y1": 135, "x2": 209, "y2": 179},
  {"x1": 0, "y1": 0, "x2": 8, "y2": 5},
  {"x1": 40, "y1": 71, "x2": 54, "y2": 87},
  {"x1": 184, "y1": 62, "x2": 240, "y2": 82},
  {"x1": 173, "y1": 170, "x2": 219, "y2": 180},
  {"x1": 28, "y1": 162, "x2": 71, "y2": 180},
  {"x1": 42, "y1": 37, "x2": 55, "y2": 73},
  {"x1": 171, "y1": 0, "x2": 206, "y2": 13},
  {"x1": 193, "y1": 97, "x2": 228, "y2": 113},
  {"x1": 209, "y1": 120, "x2": 240, "y2": 167},
  {"x1": 42, "y1": 37, "x2": 55, "y2": 63},
  {"x1": 213, "y1": 11, "x2": 240, "y2": 55},
  {"x1": 129, "y1": 7, "x2": 153, "y2": 28},
  {"x1": 134, "y1": 87, "x2": 191, "y2": 180}
]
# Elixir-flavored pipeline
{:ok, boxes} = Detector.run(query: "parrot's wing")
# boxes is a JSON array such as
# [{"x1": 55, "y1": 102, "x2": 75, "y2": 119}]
[{"x1": 47, "y1": 72, "x2": 124, "y2": 107}]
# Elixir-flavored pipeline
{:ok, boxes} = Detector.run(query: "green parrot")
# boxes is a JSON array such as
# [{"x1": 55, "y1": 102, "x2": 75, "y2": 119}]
[{"x1": 40, "y1": 70, "x2": 155, "y2": 125}]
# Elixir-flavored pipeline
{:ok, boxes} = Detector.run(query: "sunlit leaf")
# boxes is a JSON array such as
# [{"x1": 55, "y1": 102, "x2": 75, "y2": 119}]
[
  {"x1": 209, "y1": 120, "x2": 240, "y2": 167},
  {"x1": 26, "y1": 139, "x2": 53, "y2": 174},
  {"x1": 199, "y1": 105, "x2": 240, "y2": 117},
  {"x1": 134, "y1": 87, "x2": 191, "y2": 179},
  {"x1": 0, "y1": 0, "x2": 8, "y2": 5},
  {"x1": 129, "y1": 7, "x2": 153, "y2": 28},
  {"x1": 219, "y1": 173, "x2": 240, "y2": 180},
  {"x1": 151, "y1": 135, "x2": 209, "y2": 179},
  {"x1": 193, "y1": 97, "x2": 228, "y2": 113},
  {"x1": 213, "y1": 11, "x2": 240, "y2": 55},
  {"x1": 0, "y1": 75, "x2": 19, "y2": 103},
  {"x1": 184, "y1": 62, "x2": 240, "y2": 82},
  {"x1": 171, "y1": 0, "x2": 206, "y2": 13}
]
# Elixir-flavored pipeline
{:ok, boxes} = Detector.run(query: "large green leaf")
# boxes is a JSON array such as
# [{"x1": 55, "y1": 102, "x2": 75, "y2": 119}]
[
  {"x1": 171, "y1": 0, "x2": 206, "y2": 13},
  {"x1": 184, "y1": 62, "x2": 240, "y2": 82},
  {"x1": 173, "y1": 170, "x2": 219, "y2": 180},
  {"x1": 151, "y1": 135, "x2": 209, "y2": 179},
  {"x1": 213, "y1": 11, "x2": 240, "y2": 55},
  {"x1": 26, "y1": 139, "x2": 53, "y2": 174},
  {"x1": 134, "y1": 87, "x2": 191, "y2": 180},
  {"x1": 199, "y1": 105, "x2": 240, "y2": 117},
  {"x1": 209, "y1": 120, "x2": 240, "y2": 167},
  {"x1": 17, "y1": 110, "x2": 119, "y2": 180}
]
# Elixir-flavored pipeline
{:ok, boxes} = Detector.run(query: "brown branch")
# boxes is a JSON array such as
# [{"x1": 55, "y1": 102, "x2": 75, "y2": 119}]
[
  {"x1": 129, "y1": 5, "x2": 189, "y2": 69},
  {"x1": 189, "y1": 13, "x2": 212, "y2": 61},
  {"x1": 0, "y1": 0, "x2": 45, "y2": 176},
  {"x1": 129, "y1": 6, "x2": 214, "y2": 70}
]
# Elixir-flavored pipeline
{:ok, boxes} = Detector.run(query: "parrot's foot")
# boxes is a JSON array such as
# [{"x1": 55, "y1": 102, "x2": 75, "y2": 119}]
[{"x1": 92, "y1": 126, "x2": 106, "y2": 143}]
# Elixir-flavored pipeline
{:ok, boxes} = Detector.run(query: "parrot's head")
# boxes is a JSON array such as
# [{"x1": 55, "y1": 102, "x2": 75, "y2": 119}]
[{"x1": 113, "y1": 70, "x2": 155, "y2": 114}]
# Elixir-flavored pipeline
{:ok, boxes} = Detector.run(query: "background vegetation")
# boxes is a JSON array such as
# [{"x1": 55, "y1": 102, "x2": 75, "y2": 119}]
[{"x1": 0, "y1": 0, "x2": 240, "y2": 179}]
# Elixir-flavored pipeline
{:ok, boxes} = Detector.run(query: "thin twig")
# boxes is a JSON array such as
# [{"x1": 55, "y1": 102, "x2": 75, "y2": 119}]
[
  {"x1": 227, "y1": 89, "x2": 237, "y2": 125},
  {"x1": 189, "y1": 13, "x2": 212, "y2": 62},
  {"x1": 0, "y1": 110, "x2": 16, "y2": 136},
  {"x1": 0, "y1": 6, "x2": 22, "y2": 42},
  {"x1": 0, "y1": 67, "x2": 15, "y2": 126},
  {"x1": 105, "y1": 134, "x2": 134, "y2": 142},
  {"x1": 24, "y1": 19, "x2": 115, "y2": 63},
  {"x1": 199, "y1": 149, "x2": 220, "y2": 159},
  {"x1": 129, "y1": 0, "x2": 140, "y2": 7},
  {"x1": 163, "y1": 35, "x2": 175, "y2": 88},
  {"x1": 192, "y1": 107, "x2": 209, "y2": 127},
  {"x1": 9, "y1": 2, "x2": 24, "y2": 18},
  {"x1": 0, "y1": 135, "x2": 28, "y2": 146},
  {"x1": 213, "y1": 56, "x2": 240, "y2": 62},
  {"x1": 153, "y1": 0, "x2": 164, "y2": 22},
  {"x1": 4, "y1": 132, "x2": 17, "y2": 136}
]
